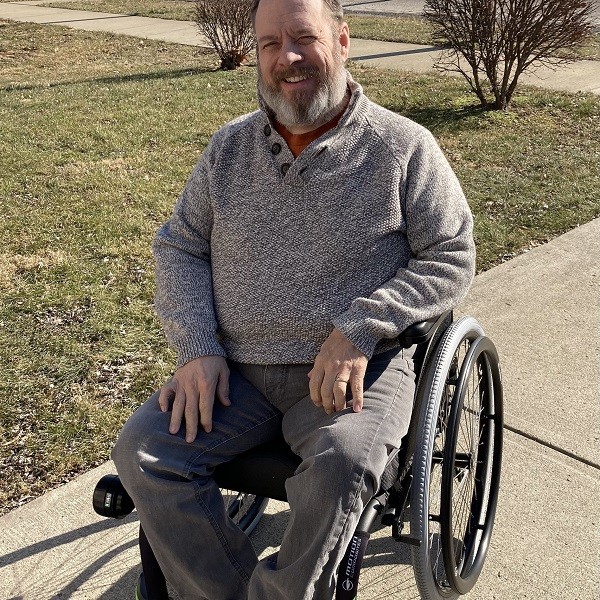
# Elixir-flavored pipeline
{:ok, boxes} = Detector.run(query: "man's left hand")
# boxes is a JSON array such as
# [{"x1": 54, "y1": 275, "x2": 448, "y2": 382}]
[{"x1": 308, "y1": 328, "x2": 368, "y2": 414}]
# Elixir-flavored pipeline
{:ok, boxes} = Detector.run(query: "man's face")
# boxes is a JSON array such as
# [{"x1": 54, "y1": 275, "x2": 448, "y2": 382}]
[{"x1": 254, "y1": 0, "x2": 350, "y2": 132}]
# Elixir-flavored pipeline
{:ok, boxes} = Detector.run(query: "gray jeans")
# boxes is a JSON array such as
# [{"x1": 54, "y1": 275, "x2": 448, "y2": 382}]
[{"x1": 112, "y1": 347, "x2": 415, "y2": 600}]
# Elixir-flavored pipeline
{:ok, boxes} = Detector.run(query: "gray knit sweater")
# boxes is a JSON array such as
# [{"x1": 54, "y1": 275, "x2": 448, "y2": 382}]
[{"x1": 153, "y1": 76, "x2": 475, "y2": 366}]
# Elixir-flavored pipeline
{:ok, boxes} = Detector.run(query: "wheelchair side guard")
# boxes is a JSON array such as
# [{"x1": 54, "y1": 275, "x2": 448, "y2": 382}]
[{"x1": 397, "y1": 310, "x2": 453, "y2": 348}]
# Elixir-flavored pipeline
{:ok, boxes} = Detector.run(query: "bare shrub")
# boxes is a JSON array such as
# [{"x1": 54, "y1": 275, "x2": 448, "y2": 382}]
[
  {"x1": 424, "y1": 0, "x2": 597, "y2": 110},
  {"x1": 195, "y1": 0, "x2": 255, "y2": 70}
]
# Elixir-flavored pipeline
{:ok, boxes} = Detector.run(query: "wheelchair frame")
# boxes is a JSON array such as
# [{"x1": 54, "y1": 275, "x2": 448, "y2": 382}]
[{"x1": 93, "y1": 311, "x2": 503, "y2": 600}]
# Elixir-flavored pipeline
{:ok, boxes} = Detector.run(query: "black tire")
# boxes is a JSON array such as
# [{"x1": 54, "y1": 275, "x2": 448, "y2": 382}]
[
  {"x1": 410, "y1": 316, "x2": 488, "y2": 600},
  {"x1": 221, "y1": 488, "x2": 269, "y2": 534},
  {"x1": 440, "y1": 336, "x2": 503, "y2": 594},
  {"x1": 93, "y1": 474, "x2": 135, "y2": 519}
]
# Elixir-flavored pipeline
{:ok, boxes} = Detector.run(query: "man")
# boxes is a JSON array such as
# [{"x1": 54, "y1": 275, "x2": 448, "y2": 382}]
[{"x1": 112, "y1": 0, "x2": 475, "y2": 598}]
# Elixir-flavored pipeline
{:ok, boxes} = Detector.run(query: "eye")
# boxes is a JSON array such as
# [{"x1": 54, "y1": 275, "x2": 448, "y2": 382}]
[
  {"x1": 298, "y1": 36, "x2": 316, "y2": 45},
  {"x1": 260, "y1": 40, "x2": 279, "y2": 51}
]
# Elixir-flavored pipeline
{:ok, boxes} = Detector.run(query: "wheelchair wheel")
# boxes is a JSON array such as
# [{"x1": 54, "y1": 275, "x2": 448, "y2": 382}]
[
  {"x1": 220, "y1": 488, "x2": 269, "y2": 535},
  {"x1": 440, "y1": 335, "x2": 503, "y2": 595},
  {"x1": 410, "y1": 316, "x2": 502, "y2": 599}
]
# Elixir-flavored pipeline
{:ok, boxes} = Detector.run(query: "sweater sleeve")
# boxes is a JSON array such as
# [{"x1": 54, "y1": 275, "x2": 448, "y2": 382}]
[
  {"x1": 332, "y1": 129, "x2": 475, "y2": 358},
  {"x1": 152, "y1": 151, "x2": 226, "y2": 367}
]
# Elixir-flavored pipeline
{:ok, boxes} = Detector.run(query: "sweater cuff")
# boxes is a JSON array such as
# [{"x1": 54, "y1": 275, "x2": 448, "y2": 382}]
[
  {"x1": 331, "y1": 312, "x2": 382, "y2": 360},
  {"x1": 175, "y1": 334, "x2": 227, "y2": 368}
]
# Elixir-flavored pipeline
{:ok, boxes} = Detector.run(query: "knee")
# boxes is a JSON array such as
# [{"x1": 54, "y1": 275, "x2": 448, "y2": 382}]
[
  {"x1": 299, "y1": 432, "x2": 377, "y2": 502},
  {"x1": 294, "y1": 417, "x2": 405, "y2": 511},
  {"x1": 111, "y1": 392, "x2": 167, "y2": 485}
]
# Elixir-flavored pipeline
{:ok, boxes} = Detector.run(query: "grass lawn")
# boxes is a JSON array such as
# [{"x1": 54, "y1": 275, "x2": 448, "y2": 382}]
[
  {"x1": 41, "y1": 0, "x2": 197, "y2": 21},
  {"x1": 1, "y1": 20, "x2": 599, "y2": 515},
  {"x1": 39, "y1": 0, "x2": 600, "y2": 59}
]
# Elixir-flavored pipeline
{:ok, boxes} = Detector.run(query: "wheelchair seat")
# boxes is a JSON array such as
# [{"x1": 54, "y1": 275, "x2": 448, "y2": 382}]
[{"x1": 214, "y1": 436, "x2": 299, "y2": 503}]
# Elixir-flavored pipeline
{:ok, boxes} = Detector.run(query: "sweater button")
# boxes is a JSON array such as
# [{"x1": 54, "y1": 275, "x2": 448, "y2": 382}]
[
  {"x1": 271, "y1": 142, "x2": 282, "y2": 155},
  {"x1": 281, "y1": 163, "x2": 290, "y2": 175},
  {"x1": 263, "y1": 124, "x2": 271, "y2": 136}
]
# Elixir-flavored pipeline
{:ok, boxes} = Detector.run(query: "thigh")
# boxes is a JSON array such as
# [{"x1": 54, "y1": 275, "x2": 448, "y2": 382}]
[
  {"x1": 265, "y1": 347, "x2": 417, "y2": 596},
  {"x1": 112, "y1": 362, "x2": 283, "y2": 481},
  {"x1": 281, "y1": 348, "x2": 416, "y2": 486}
]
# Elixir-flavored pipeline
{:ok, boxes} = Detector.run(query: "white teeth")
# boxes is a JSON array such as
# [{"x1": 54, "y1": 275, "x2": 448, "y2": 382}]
[{"x1": 285, "y1": 75, "x2": 309, "y2": 83}]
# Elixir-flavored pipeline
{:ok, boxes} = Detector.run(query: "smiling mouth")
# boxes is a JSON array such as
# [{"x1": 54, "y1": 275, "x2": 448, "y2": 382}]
[{"x1": 284, "y1": 75, "x2": 311, "y2": 83}]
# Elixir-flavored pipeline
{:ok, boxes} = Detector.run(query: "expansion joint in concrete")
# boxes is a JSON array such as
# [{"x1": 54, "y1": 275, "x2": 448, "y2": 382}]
[{"x1": 503, "y1": 423, "x2": 600, "y2": 471}]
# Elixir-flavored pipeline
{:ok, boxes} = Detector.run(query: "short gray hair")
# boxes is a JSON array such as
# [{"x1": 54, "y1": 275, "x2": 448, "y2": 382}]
[{"x1": 251, "y1": 0, "x2": 344, "y2": 25}]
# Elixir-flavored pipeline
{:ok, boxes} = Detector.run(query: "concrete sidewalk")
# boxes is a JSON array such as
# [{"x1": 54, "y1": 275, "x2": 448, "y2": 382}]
[
  {"x1": 1, "y1": 2, "x2": 599, "y2": 599},
  {"x1": 2, "y1": 1, "x2": 600, "y2": 94},
  {"x1": 340, "y1": 0, "x2": 600, "y2": 28}
]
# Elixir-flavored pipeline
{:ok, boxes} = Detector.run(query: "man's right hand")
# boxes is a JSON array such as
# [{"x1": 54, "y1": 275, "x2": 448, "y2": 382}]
[{"x1": 158, "y1": 356, "x2": 230, "y2": 443}]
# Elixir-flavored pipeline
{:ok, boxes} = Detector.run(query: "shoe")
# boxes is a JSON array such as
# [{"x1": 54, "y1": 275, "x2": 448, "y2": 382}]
[{"x1": 135, "y1": 573, "x2": 147, "y2": 600}]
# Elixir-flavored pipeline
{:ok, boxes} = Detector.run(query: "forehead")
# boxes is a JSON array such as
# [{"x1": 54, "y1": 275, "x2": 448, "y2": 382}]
[{"x1": 255, "y1": 0, "x2": 328, "y2": 36}]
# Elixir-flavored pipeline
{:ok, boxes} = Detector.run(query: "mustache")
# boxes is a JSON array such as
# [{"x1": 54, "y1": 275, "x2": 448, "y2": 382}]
[{"x1": 273, "y1": 66, "x2": 320, "y2": 84}]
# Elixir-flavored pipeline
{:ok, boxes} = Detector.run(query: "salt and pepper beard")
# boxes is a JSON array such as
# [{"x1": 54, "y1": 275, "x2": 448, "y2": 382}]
[{"x1": 257, "y1": 38, "x2": 348, "y2": 131}]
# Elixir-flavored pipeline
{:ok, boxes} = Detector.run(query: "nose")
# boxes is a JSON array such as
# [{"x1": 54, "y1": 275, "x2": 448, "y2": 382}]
[{"x1": 278, "y1": 40, "x2": 303, "y2": 67}]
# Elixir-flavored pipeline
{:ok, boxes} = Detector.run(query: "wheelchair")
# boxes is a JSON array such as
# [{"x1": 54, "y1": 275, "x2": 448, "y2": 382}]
[{"x1": 93, "y1": 311, "x2": 503, "y2": 600}]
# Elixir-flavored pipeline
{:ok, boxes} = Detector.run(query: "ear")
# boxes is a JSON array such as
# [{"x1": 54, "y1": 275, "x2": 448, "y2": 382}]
[{"x1": 339, "y1": 21, "x2": 350, "y2": 62}]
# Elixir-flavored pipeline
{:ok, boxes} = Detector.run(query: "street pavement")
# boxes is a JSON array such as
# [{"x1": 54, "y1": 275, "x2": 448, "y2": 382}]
[{"x1": 0, "y1": 2, "x2": 599, "y2": 599}]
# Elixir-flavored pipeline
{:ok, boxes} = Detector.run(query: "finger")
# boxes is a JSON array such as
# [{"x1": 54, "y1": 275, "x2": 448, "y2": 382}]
[
  {"x1": 352, "y1": 385, "x2": 364, "y2": 412},
  {"x1": 333, "y1": 378, "x2": 349, "y2": 412},
  {"x1": 309, "y1": 366, "x2": 325, "y2": 406},
  {"x1": 199, "y1": 381, "x2": 217, "y2": 433},
  {"x1": 351, "y1": 366, "x2": 366, "y2": 413},
  {"x1": 184, "y1": 387, "x2": 199, "y2": 443},
  {"x1": 320, "y1": 373, "x2": 337, "y2": 415},
  {"x1": 216, "y1": 367, "x2": 231, "y2": 407},
  {"x1": 158, "y1": 380, "x2": 176, "y2": 412},
  {"x1": 169, "y1": 385, "x2": 186, "y2": 435}
]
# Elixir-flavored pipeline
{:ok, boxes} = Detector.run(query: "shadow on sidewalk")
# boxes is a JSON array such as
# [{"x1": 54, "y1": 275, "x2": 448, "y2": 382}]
[
  {"x1": 0, "y1": 514, "x2": 138, "y2": 569},
  {"x1": 1, "y1": 512, "x2": 140, "y2": 599},
  {"x1": 1, "y1": 66, "x2": 216, "y2": 93}
]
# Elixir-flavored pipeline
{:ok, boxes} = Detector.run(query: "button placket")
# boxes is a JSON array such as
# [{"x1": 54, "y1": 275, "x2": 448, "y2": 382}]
[{"x1": 262, "y1": 126, "x2": 295, "y2": 182}]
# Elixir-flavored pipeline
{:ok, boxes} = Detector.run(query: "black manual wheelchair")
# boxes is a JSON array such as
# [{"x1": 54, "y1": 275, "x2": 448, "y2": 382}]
[{"x1": 93, "y1": 311, "x2": 503, "y2": 600}]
